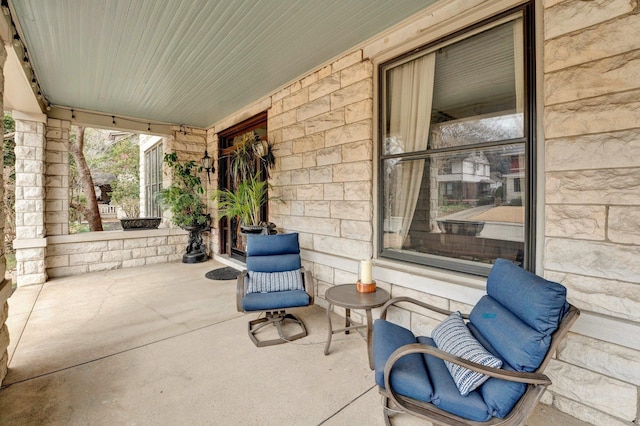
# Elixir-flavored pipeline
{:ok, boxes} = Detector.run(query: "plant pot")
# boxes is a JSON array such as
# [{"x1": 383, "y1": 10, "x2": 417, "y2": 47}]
[
  {"x1": 240, "y1": 225, "x2": 265, "y2": 234},
  {"x1": 437, "y1": 220, "x2": 485, "y2": 236},
  {"x1": 120, "y1": 217, "x2": 161, "y2": 230}
]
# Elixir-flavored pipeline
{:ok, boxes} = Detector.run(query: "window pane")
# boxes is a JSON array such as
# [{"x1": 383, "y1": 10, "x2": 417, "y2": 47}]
[
  {"x1": 383, "y1": 19, "x2": 523, "y2": 155},
  {"x1": 382, "y1": 145, "x2": 525, "y2": 265}
]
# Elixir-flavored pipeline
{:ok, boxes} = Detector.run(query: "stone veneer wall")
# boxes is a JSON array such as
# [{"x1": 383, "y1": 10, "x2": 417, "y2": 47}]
[
  {"x1": 540, "y1": 1, "x2": 640, "y2": 424},
  {"x1": 256, "y1": 1, "x2": 640, "y2": 423},
  {"x1": 0, "y1": 41, "x2": 10, "y2": 387},
  {"x1": 46, "y1": 229, "x2": 187, "y2": 278}
]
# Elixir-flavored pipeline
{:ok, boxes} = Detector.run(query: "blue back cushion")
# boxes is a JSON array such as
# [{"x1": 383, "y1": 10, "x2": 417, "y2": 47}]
[
  {"x1": 486, "y1": 258, "x2": 569, "y2": 334},
  {"x1": 246, "y1": 233, "x2": 301, "y2": 273}
]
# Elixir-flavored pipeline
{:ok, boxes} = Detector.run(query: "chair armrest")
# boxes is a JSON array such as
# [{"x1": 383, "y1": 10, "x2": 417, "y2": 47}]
[
  {"x1": 301, "y1": 267, "x2": 314, "y2": 305},
  {"x1": 236, "y1": 270, "x2": 248, "y2": 312},
  {"x1": 379, "y1": 297, "x2": 468, "y2": 320},
  {"x1": 385, "y1": 343, "x2": 552, "y2": 388}
]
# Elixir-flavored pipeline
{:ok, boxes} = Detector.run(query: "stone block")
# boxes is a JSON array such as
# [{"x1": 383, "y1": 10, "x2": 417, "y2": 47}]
[
  {"x1": 385, "y1": 305, "x2": 411, "y2": 330},
  {"x1": 282, "y1": 123, "x2": 306, "y2": 141},
  {"x1": 330, "y1": 79, "x2": 372, "y2": 111},
  {"x1": 546, "y1": 271, "x2": 640, "y2": 322},
  {"x1": 323, "y1": 183, "x2": 344, "y2": 200},
  {"x1": 132, "y1": 247, "x2": 157, "y2": 259},
  {"x1": 332, "y1": 161, "x2": 372, "y2": 182},
  {"x1": 270, "y1": 170, "x2": 292, "y2": 186},
  {"x1": 102, "y1": 250, "x2": 132, "y2": 263},
  {"x1": 282, "y1": 216, "x2": 340, "y2": 237},
  {"x1": 546, "y1": 129, "x2": 640, "y2": 171},
  {"x1": 545, "y1": 238, "x2": 640, "y2": 283},
  {"x1": 69, "y1": 252, "x2": 103, "y2": 266},
  {"x1": 292, "y1": 134, "x2": 325, "y2": 154},
  {"x1": 342, "y1": 139, "x2": 372, "y2": 163},
  {"x1": 300, "y1": 72, "x2": 318, "y2": 88},
  {"x1": 608, "y1": 206, "x2": 640, "y2": 244},
  {"x1": 16, "y1": 120, "x2": 40, "y2": 133},
  {"x1": 88, "y1": 262, "x2": 121, "y2": 273},
  {"x1": 313, "y1": 235, "x2": 371, "y2": 259},
  {"x1": 289, "y1": 201, "x2": 304, "y2": 216},
  {"x1": 15, "y1": 247, "x2": 45, "y2": 262},
  {"x1": 273, "y1": 139, "x2": 292, "y2": 157},
  {"x1": 552, "y1": 394, "x2": 631, "y2": 426},
  {"x1": 48, "y1": 241, "x2": 108, "y2": 255},
  {"x1": 325, "y1": 121, "x2": 372, "y2": 147},
  {"x1": 345, "y1": 99, "x2": 373, "y2": 124},
  {"x1": 309, "y1": 74, "x2": 341, "y2": 102},
  {"x1": 270, "y1": 99, "x2": 284, "y2": 116},
  {"x1": 546, "y1": 359, "x2": 637, "y2": 420},
  {"x1": 340, "y1": 61, "x2": 373, "y2": 88},
  {"x1": 297, "y1": 96, "x2": 331, "y2": 122},
  {"x1": 546, "y1": 168, "x2": 640, "y2": 205},
  {"x1": 108, "y1": 240, "x2": 124, "y2": 250},
  {"x1": 545, "y1": 90, "x2": 640, "y2": 138},
  {"x1": 147, "y1": 237, "x2": 168, "y2": 246},
  {"x1": 291, "y1": 169, "x2": 310, "y2": 185},
  {"x1": 545, "y1": 13, "x2": 640, "y2": 72},
  {"x1": 313, "y1": 263, "x2": 334, "y2": 283},
  {"x1": 47, "y1": 265, "x2": 87, "y2": 279},
  {"x1": 558, "y1": 333, "x2": 640, "y2": 386},
  {"x1": 123, "y1": 239, "x2": 149, "y2": 249},
  {"x1": 316, "y1": 146, "x2": 342, "y2": 166},
  {"x1": 296, "y1": 184, "x2": 324, "y2": 201},
  {"x1": 269, "y1": 109, "x2": 297, "y2": 131},
  {"x1": 168, "y1": 235, "x2": 188, "y2": 246},
  {"x1": 145, "y1": 255, "x2": 169, "y2": 265},
  {"x1": 123, "y1": 259, "x2": 146, "y2": 268},
  {"x1": 302, "y1": 152, "x2": 316, "y2": 169},
  {"x1": 543, "y1": 0, "x2": 635, "y2": 40},
  {"x1": 304, "y1": 201, "x2": 331, "y2": 218},
  {"x1": 330, "y1": 201, "x2": 372, "y2": 221},
  {"x1": 309, "y1": 166, "x2": 332, "y2": 184},
  {"x1": 46, "y1": 255, "x2": 69, "y2": 268},
  {"x1": 157, "y1": 245, "x2": 175, "y2": 256},
  {"x1": 344, "y1": 181, "x2": 372, "y2": 201},
  {"x1": 46, "y1": 141, "x2": 68, "y2": 152},
  {"x1": 340, "y1": 220, "x2": 372, "y2": 242},
  {"x1": 272, "y1": 86, "x2": 291, "y2": 102},
  {"x1": 332, "y1": 50, "x2": 363, "y2": 73},
  {"x1": 47, "y1": 118, "x2": 62, "y2": 128},
  {"x1": 412, "y1": 312, "x2": 445, "y2": 338},
  {"x1": 545, "y1": 50, "x2": 640, "y2": 105},
  {"x1": 282, "y1": 88, "x2": 309, "y2": 112},
  {"x1": 545, "y1": 205, "x2": 605, "y2": 240},
  {"x1": 280, "y1": 154, "x2": 303, "y2": 171},
  {"x1": 304, "y1": 110, "x2": 345, "y2": 135}
]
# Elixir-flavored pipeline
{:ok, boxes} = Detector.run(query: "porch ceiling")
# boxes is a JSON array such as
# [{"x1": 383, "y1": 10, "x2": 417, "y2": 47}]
[{"x1": 9, "y1": 0, "x2": 436, "y2": 128}]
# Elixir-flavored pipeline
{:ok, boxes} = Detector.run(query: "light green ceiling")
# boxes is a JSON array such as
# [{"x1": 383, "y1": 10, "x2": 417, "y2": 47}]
[{"x1": 11, "y1": 0, "x2": 437, "y2": 128}]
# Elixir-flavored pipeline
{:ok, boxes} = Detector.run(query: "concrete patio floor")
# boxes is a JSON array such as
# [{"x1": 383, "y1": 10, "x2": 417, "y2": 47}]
[{"x1": 0, "y1": 259, "x2": 585, "y2": 425}]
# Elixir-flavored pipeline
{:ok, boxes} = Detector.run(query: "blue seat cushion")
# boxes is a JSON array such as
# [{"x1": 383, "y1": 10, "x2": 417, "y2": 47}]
[
  {"x1": 372, "y1": 319, "x2": 434, "y2": 403},
  {"x1": 242, "y1": 289, "x2": 309, "y2": 311},
  {"x1": 247, "y1": 269, "x2": 304, "y2": 293},
  {"x1": 431, "y1": 312, "x2": 502, "y2": 396},
  {"x1": 487, "y1": 259, "x2": 569, "y2": 334},
  {"x1": 417, "y1": 337, "x2": 492, "y2": 422},
  {"x1": 468, "y1": 323, "x2": 526, "y2": 418},
  {"x1": 470, "y1": 296, "x2": 550, "y2": 372}
]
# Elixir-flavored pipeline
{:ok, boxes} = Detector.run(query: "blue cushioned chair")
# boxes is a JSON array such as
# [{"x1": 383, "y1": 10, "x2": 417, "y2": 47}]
[
  {"x1": 236, "y1": 233, "x2": 314, "y2": 347},
  {"x1": 372, "y1": 259, "x2": 580, "y2": 425}
]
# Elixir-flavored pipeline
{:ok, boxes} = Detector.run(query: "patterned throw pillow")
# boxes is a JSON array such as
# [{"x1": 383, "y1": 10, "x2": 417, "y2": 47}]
[
  {"x1": 247, "y1": 269, "x2": 304, "y2": 294},
  {"x1": 432, "y1": 311, "x2": 503, "y2": 396}
]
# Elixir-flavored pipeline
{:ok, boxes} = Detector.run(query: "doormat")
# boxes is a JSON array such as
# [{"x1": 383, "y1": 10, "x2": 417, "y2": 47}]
[{"x1": 205, "y1": 267, "x2": 241, "y2": 281}]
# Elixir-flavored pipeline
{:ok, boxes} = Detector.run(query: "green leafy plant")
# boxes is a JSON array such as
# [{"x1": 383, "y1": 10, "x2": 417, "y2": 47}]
[
  {"x1": 157, "y1": 152, "x2": 208, "y2": 227},
  {"x1": 214, "y1": 174, "x2": 267, "y2": 227}
]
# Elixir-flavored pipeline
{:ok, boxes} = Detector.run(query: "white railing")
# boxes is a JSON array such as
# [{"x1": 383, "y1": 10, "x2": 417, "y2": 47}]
[{"x1": 99, "y1": 204, "x2": 117, "y2": 218}]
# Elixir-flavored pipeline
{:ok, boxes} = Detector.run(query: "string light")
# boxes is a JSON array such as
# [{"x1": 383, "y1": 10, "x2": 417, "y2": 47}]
[
  {"x1": 31, "y1": 77, "x2": 37, "y2": 87},
  {"x1": 147, "y1": 123, "x2": 151, "y2": 132},
  {"x1": 71, "y1": 109, "x2": 75, "y2": 119},
  {"x1": 112, "y1": 116, "x2": 116, "y2": 125},
  {"x1": 12, "y1": 33, "x2": 20, "y2": 46}
]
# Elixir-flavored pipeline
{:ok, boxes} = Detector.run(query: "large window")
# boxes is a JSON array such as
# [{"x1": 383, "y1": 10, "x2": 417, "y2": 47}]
[
  {"x1": 378, "y1": 6, "x2": 534, "y2": 275},
  {"x1": 145, "y1": 143, "x2": 163, "y2": 218}
]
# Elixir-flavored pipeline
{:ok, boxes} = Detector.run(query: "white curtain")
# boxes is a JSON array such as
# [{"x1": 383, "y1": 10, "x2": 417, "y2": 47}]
[{"x1": 386, "y1": 53, "x2": 436, "y2": 248}]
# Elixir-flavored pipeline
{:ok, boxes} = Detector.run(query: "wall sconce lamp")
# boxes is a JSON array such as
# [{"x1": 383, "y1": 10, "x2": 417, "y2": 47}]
[{"x1": 201, "y1": 150, "x2": 214, "y2": 183}]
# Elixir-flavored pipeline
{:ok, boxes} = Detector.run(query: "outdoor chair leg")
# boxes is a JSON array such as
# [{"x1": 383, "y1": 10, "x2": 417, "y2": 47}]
[{"x1": 248, "y1": 310, "x2": 308, "y2": 347}]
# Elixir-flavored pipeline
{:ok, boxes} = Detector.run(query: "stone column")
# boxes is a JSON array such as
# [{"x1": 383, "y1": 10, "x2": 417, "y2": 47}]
[
  {"x1": 0, "y1": 39, "x2": 11, "y2": 387},
  {"x1": 13, "y1": 112, "x2": 48, "y2": 286},
  {"x1": 44, "y1": 119, "x2": 70, "y2": 236}
]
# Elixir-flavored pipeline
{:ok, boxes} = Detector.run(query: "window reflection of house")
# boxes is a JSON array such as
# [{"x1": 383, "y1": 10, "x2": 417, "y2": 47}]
[
  {"x1": 437, "y1": 152, "x2": 493, "y2": 205},
  {"x1": 503, "y1": 149, "x2": 525, "y2": 203}
]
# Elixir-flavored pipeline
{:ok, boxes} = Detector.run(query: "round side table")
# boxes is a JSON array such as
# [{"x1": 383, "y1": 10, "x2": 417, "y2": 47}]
[{"x1": 324, "y1": 284, "x2": 390, "y2": 369}]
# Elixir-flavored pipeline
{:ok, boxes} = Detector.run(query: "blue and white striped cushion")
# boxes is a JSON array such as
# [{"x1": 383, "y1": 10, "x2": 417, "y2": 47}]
[
  {"x1": 432, "y1": 311, "x2": 503, "y2": 396},
  {"x1": 247, "y1": 269, "x2": 304, "y2": 294}
]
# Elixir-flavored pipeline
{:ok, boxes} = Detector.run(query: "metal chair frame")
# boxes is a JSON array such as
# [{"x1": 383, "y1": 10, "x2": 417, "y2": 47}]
[{"x1": 377, "y1": 296, "x2": 580, "y2": 426}]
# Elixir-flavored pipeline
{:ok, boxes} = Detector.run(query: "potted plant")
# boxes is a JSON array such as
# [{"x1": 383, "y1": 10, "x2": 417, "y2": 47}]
[
  {"x1": 214, "y1": 173, "x2": 267, "y2": 234},
  {"x1": 157, "y1": 152, "x2": 211, "y2": 263}
]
